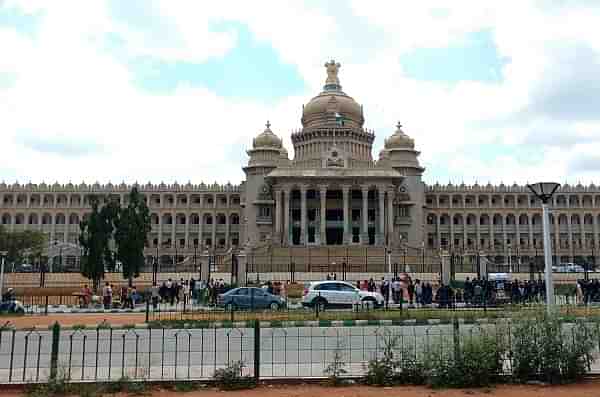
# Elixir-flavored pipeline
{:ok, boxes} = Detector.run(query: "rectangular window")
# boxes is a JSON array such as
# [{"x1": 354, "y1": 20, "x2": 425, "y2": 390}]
[
  {"x1": 308, "y1": 209, "x2": 317, "y2": 222},
  {"x1": 352, "y1": 209, "x2": 361, "y2": 222},
  {"x1": 308, "y1": 227, "x2": 315, "y2": 243}
]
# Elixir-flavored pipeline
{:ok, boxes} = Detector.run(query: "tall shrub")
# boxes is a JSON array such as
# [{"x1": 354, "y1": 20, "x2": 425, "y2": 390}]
[
  {"x1": 425, "y1": 329, "x2": 505, "y2": 388},
  {"x1": 512, "y1": 313, "x2": 596, "y2": 384}
]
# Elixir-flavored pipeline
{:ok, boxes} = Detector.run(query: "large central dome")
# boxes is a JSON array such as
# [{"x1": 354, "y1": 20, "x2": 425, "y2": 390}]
[
  {"x1": 301, "y1": 60, "x2": 364, "y2": 129},
  {"x1": 292, "y1": 60, "x2": 374, "y2": 163}
]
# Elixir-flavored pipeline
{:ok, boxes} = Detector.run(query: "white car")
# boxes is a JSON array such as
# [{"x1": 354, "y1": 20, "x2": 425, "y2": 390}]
[{"x1": 301, "y1": 281, "x2": 385, "y2": 310}]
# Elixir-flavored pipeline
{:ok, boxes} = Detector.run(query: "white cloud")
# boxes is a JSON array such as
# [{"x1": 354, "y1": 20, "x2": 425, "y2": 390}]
[{"x1": 1, "y1": 1, "x2": 600, "y2": 186}]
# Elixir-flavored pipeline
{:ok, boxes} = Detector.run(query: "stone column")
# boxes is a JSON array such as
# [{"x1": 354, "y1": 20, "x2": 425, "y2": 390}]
[
  {"x1": 342, "y1": 186, "x2": 350, "y2": 244},
  {"x1": 185, "y1": 213, "x2": 190, "y2": 251},
  {"x1": 528, "y1": 215, "x2": 534, "y2": 249},
  {"x1": 593, "y1": 216, "x2": 599, "y2": 254},
  {"x1": 441, "y1": 250, "x2": 451, "y2": 285},
  {"x1": 300, "y1": 186, "x2": 307, "y2": 245},
  {"x1": 567, "y1": 215, "x2": 573, "y2": 262},
  {"x1": 158, "y1": 212, "x2": 163, "y2": 248},
  {"x1": 476, "y1": 215, "x2": 481, "y2": 251},
  {"x1": 211, "y1": 211, "x2": 217, "y2": 248},
  {"x1": 361, "y1": 187, "x2": 369, "y2": 244},
  {"x1": 378, "y1": 188, "x2": 385, "y2": 245},
  {"x1": 320, "y1": 186, "x2": 327, "y2": 245},
  {"x1": 283, "y1": 188, "x2": 290, "y2": 245},
  {"x1": 554, "y1": 216, "x2": 560, "y2": 265},
  {"x1": 225, "y1": 211, "x2": 230, "y2": 249},
  {"x1": 387, "y1": 189, "x2": 394, "y2": 245},
  {"x1": 198, "y1": 213, "x2": 203, "y2": 251},
  {"x1": 274, "y1": 189, "x2": 282, "y2": 244},
  {"x1": 171, "y1": 212, "x2": 176, "y2": 250}
]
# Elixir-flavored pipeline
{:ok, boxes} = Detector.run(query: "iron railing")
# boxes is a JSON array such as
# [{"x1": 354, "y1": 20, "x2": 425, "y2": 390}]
[{"x1": 1, "y1": 320, "x2": 600, "y2": 384}]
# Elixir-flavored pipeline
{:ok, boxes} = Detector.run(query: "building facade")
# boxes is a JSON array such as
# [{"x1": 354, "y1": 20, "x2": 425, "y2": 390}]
[{"x1": 1, "y1": 61, "x2": 599, "y2": 267}]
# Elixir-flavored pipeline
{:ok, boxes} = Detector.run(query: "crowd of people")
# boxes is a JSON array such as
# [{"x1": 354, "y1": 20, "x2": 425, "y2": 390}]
[
  {"x1": 577, "y1": 279, "x2": 600, "y2": 305},
  {"x1": 72, "y1": 273, "x2": 590, "y2": 311}
]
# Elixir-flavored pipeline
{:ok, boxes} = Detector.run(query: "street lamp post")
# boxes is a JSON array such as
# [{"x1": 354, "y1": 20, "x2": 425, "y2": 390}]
[{"x1": 527, "y1": 182, "x2": 560, "y2": 313}]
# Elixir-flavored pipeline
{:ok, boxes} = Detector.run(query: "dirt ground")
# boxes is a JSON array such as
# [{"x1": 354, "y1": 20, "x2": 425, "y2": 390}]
[
  {"x1": 2, "y1": 313, "x2": 146, "y2": 328},
  {"x1": 4, "y1": 382, "x2": 600, "y2": 397}
]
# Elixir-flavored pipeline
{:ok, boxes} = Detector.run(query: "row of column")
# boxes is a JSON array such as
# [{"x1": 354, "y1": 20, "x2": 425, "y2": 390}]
[
  {"x1": 273, "y1": 186, "x2": 395, "y2": 246},
  {"x1": 157, "y1": 212, "x2": 236, "y2": 250},
  {"x1": 431, "y1": 214, "x2": 600, "y2": 257}
]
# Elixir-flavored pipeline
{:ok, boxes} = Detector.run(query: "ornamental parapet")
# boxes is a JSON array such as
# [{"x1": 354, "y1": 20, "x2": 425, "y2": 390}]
[
  {"x1": 0, "y1": 181, "x2": 242, "y2": 193},
  {"x1": 426, "y1": 182, "x2": 600, "y2": 193}
]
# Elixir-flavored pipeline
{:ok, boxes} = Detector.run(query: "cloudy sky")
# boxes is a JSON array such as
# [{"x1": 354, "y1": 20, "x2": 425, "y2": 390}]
[{"x1": 1, "y1": 0, "x2": 599, "y2": 186}]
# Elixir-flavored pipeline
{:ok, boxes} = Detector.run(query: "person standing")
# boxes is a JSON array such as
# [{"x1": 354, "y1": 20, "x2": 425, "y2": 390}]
[
  {"x1": 392, "y1": 278, "x2": 401, "y2": 304},
  {"x1": 151, "y1": 282, "x2": 159, "y2": 310},
  {"x1": 414, "y1": 279, "x2": 422, "y2": 306},
  {"x1": 407, "y1": 279, "x2": 415, "y2": 305},
  {"x1": 102, "y1": 282, "x2": 112, "y2": 310}
]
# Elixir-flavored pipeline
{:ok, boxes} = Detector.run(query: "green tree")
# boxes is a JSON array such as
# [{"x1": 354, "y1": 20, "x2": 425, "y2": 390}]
[
  {"x1": 114, "y1": 187, "x2": 151, "y2": 286},
  {"x1": 0, "y1": 226, "x2": 46, "y2": 266},
  {"x1": 79, "y1": 196, "x2": 118, "y2": 291}
]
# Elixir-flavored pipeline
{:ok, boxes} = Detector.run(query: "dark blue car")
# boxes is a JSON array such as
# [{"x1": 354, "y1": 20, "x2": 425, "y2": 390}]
[{"x1": 218, "y1": 287, "x2": 284, "y2": 310}]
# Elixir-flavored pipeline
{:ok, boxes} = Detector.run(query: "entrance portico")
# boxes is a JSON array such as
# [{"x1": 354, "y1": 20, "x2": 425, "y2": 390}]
[{"x1": 267, "y1": 169, "x2": 402, "y2": 247}]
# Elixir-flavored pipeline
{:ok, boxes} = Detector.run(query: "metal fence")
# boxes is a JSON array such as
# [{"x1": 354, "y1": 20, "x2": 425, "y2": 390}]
[{"x1": 2, "y1": 320, "x2": 600, "y2": 385}]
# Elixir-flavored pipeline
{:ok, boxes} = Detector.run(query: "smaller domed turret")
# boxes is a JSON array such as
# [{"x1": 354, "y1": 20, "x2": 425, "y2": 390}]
[
  {"x1": 378, "y1": 121, "x2": 424, "y2": 174},
  {"x1": 384, "y1": 122, "x2": 414, "y2": 149},
  {"x1": 253, "y1": 121, "x2": 282, "y2": 149}
]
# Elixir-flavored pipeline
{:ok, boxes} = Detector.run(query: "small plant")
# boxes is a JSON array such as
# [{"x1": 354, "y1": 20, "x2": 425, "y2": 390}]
[
  {"x1": 126, "y1": 380, "x2": 149, "y2": 395},
  {"x1": 171, "y1": 381, "x2": 202, "y2": 392},
  {"x1": 324, "y1": 338, "x2": 347, "y2": 385},
  {"x1": 104, "y1": 375, "x2": 130, "y2": 393},
  {"x1": 365, "y1": 332, "x2": 400, "y2": 386},
  {"x1": 212, "y1": 361, "x2": 256, "y2": 390}
]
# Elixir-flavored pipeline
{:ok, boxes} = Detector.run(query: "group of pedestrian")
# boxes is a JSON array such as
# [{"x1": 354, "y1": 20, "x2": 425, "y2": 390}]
[
  {"x1": 100, "y1": 282, "x2": 141, "y2": 309},
  {"x1": 505, "y1": 279, "x2": 546, "y2": 304},
  {"x1": 577, "y1": 279, "x2": 600, "y2": 305},
  {"x1": 355, "y1": 277, "x2": 435, "y2": 306}
]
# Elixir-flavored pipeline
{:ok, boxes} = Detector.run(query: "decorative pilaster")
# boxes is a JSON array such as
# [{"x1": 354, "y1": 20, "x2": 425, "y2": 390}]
[
  {"x1": 361, "y1": 187, "x2": 369, "y2": 244},
  {"x1": 300, "y1": 186, "x2": 307, "y2": 245},
  {"x1": 283, "y1": 187, "x2": 290, "y2": 246},
  {"x1": 225, "y1": 211, "x2": 230, "y2": 249},
  {"x1": 342, "y1": 186, "x2": 350, "y2": 244},
  {"x1": 211, "y1": 211, "x2": 217, "y2": 249},
  {"x1": 171, "y1": 212, "x2": 176, "y2": 249},
  {"x1": 320, "y1": 186, "x2": 327, "y2": 245},
  {"x1": 274, "y1": 189, "x2": 282, "y2": 244},
  {"x1": 387, "y1": 189, "x2": 394, "y2": 245},
  {"x1": 378, "y1": 187, "x2": 385, "y2": 245}
]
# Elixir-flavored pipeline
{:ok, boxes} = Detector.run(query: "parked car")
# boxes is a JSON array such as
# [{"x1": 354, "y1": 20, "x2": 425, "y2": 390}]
[
  {"x1": 566, "y1": 264, "x2": 585, "y2": 273},
  {"x1": 0, "y1": 299, "x2": 25, "y2": 314},
  {"x1": 301, "y1": 280, "x2": 384, "y2": 310},
  {"x1": 218, "y1": 287, "x2": 285, "y2": 311},
  {"x1": 15, "y1": 263, "x2": 33, "y2": 273}
]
